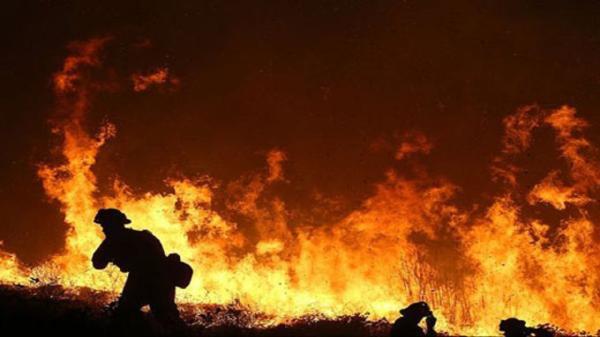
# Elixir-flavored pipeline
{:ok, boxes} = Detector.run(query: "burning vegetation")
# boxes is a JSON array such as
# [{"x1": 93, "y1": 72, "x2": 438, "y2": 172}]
[{"x1": 1, "y1": 37, "x2": 599, "y2": 336}]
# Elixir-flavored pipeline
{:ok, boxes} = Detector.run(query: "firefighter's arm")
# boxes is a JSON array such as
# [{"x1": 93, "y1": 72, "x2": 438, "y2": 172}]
[
  {"x1": 425, "y1": 315, "x2": 437, "y2": 337},
  {"x1": 92, "y1": 240, "x2": 111, "y2": 269}
]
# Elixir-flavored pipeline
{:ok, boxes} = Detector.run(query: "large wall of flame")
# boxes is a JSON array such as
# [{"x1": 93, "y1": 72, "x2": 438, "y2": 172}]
[{"x1": 1, "y1": 36, "x2": 599, "y2": 335}]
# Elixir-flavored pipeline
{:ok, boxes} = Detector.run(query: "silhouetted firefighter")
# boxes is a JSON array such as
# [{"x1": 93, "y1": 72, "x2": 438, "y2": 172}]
[
  {"x1": 390, "y1": 301, "x2": 437, "y2": 337},
  {"x1": 92, "y1": 208, "x2": 193, "y2": 333},
  {"x1": 499, "y1": 318, "x2": 554, "y2": 337}
]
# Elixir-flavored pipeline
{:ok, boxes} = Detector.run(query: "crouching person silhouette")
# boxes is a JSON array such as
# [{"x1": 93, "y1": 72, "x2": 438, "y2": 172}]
[
  {"x1": 390, "y1": 301, "x2": 437, "y2": 337},
  {"x1": 499, "y1": 318, "x2": 554, "y2": 337},
  {"x1": 92, "y1": 208, "x2": 193, "y2": 334},
  {"x1": 499, "y1": 318, "x2": 530, "y2": 337}
]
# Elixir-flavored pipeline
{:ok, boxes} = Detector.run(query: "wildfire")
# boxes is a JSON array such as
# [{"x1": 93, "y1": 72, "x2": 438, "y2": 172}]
[{"x1": 1, "y1": 38, "x2": 599, "y2": 335}]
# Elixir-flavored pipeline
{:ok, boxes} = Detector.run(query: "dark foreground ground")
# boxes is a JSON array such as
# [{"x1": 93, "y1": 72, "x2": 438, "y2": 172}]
[
  {"x1": 0, "y1": 284, "x2": 590, "y2": 337},
  {"x1": 0, "y1": 284, "x2": 390, "y2": 337}
]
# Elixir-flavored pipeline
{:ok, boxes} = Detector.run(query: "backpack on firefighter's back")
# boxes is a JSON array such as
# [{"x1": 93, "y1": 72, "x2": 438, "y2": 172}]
[{"x1": 166, "y1": 253, "x2": 193, "y2": 288}]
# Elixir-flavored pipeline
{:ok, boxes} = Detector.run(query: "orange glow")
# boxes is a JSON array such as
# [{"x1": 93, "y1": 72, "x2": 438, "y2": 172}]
[{"x1": 395, "y1": 132, "x2": 433, "y2": 160}]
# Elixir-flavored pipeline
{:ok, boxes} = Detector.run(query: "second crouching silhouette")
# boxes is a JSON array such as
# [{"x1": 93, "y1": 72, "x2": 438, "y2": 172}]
[{"x1": 390, "y1": 301, "x2": 437, "y2": 337}]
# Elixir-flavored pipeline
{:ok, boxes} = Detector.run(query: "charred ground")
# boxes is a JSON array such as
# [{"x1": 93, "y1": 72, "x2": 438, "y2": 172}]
[{"x1": 0, "y1": 284, "x2": 591, "y2": 337}]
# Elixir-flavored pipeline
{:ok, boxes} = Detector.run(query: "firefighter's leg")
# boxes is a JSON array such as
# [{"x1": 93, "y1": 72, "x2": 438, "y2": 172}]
[
  {"x1": 149, "y1": 282, "x2": 186, "y2": 332},
  {"x1": 113, "y1": 274, "x2": 146, "y2": 328}
]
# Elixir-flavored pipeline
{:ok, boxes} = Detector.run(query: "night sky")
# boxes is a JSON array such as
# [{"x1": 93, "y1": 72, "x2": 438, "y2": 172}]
[{"x1": 2, "y1": 0, "x2": 600, "y2": 264}]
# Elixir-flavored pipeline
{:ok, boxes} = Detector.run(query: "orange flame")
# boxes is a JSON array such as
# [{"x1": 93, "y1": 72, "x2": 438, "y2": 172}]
[{"x1": 132, "y1": 67, "x2": 179, "y2": 92}]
